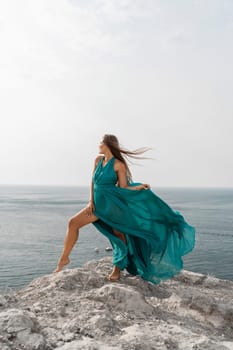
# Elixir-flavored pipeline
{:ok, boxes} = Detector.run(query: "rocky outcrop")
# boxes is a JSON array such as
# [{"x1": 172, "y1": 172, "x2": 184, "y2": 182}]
[{"x1": 0, "y1": 256, "x2": 233, "y2": 350}]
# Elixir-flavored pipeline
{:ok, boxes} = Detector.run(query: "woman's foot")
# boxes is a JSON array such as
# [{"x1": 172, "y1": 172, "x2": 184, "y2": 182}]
[
  {"x1": 53, "y1": 257, "x2": 70, "y2": 273},
  {"x1": 107, "y1": 265, "x2": 121, "y2": 281}
]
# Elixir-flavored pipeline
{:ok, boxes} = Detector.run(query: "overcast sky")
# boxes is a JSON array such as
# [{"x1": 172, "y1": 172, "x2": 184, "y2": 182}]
[{"x1": 0, "y1": 0, "x2": 232, "y2": 188}]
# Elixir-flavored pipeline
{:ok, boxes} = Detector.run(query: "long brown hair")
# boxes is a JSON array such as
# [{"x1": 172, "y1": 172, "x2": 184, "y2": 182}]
[{"x1": 102, "y1": 134, "x2": 153, "y2": 184}]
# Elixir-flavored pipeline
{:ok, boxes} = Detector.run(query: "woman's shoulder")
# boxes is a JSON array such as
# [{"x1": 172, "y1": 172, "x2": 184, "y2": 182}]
[
  {"x1": 94, "y1": 154, "x2": 104, "y2": 164},
  {"x1": 113, "y1": 158, "x2": 126, "y2": 170}
]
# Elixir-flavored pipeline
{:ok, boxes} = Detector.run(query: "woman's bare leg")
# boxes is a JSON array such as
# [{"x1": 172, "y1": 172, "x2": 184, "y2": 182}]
[
  {"x1": 107, "y1": 229, "x2": 127, "y2": 281},
  {"x1": 112, "y1": 230, "x2": 127, "y2": 245},
  {"x1": 53, "y1": 207, "x2": 99, "y2": 273}
]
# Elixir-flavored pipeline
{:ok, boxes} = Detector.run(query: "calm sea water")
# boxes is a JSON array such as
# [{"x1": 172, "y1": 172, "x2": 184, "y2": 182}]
[{"x1": 0, "y1": 185, "x2": 232, "y2": 292}]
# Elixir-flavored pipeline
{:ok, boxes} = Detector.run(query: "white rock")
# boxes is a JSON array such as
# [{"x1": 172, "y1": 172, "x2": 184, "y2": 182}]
[
  {"x1": 54, "y1": 337, "x2": 120, "y2": 350},
  {"x1": 17, "y1": 329, "x2": 45, "y2": 350},
  {"x1": 0, "y1": 256, "x2": 232, "y2": 350},
  {"x1": 0, "y1": 308, "x2": 38, "y2": 333},
  {"x1": 0, "y1": 308, "x2": 45, "y2": 349},
  {"x1": 0, "y1": 295, "x2": 7, "y2": 307},
  {"x1": 85, "y1": 283, "x2": 154, "y2": 316}
]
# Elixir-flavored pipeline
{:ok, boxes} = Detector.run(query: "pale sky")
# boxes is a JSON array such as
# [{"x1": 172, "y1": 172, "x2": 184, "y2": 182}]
[{"x1": 0, "y1": 0, "x2": 232, "y2": 187}]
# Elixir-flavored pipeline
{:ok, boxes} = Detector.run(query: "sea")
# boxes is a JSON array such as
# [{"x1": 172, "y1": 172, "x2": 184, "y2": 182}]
[{"x1": 0, "y1": 184, "x2": 232, "y2": 292}]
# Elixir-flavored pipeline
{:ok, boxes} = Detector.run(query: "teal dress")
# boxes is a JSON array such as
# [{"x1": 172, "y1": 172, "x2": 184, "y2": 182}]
[{"x1": 92, "y1": 156, "x2": 196, "y2": 285}]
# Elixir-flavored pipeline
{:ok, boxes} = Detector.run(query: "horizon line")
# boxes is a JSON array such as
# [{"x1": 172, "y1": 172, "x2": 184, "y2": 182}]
[{"x1": 0, "y1": 183, "x2": 233, "y2": 189}]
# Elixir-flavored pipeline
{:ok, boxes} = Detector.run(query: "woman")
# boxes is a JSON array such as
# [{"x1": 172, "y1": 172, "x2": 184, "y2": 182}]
[{"x1": 53, "y1": 134, "x2": 196, "y2": 284}]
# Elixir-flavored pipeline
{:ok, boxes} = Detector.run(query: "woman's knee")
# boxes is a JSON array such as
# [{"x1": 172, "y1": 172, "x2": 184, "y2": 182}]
[{"x1": 68, "y1": 216, "x2": 80, "y2": 229}]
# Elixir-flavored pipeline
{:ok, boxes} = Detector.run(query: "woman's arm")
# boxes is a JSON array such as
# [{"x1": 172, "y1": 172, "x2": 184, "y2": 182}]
[
  {"x1": 89, "y1": 155, "x2": 102, "y2": 201},
  {"x1": 116, "y1": 161, "x2": 150, "y2": 190},
  {"x1": 89, "y1": 180, "x2": 94, "y2": 202},
  {"x1": 86, "y1": 156, "x2": 103, "y2": 216}
]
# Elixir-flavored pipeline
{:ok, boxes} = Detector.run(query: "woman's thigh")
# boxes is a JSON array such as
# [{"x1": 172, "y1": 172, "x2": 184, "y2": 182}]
[{"x1": 69, "y1": 207, "x2": 99, "y2": 229}]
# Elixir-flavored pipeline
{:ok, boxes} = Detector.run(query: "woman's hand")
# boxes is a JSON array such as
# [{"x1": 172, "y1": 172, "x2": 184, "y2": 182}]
[
  {"x1": 85, "y1": 200, "x2": 95, "y2": 216},
  {"x1": 135, "y1": 183, "x2": 151, "y2": 190}
]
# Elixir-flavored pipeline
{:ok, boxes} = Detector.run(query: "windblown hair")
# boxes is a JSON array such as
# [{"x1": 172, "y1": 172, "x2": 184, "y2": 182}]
[{"x1": 102, "y1": 134, "x2": 153, "y2": 184}]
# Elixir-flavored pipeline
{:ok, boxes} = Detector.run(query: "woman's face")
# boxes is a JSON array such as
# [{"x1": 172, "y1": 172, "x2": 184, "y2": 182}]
[{"x1": 99, "y1": 139, "x2": 108, "y2": 153}]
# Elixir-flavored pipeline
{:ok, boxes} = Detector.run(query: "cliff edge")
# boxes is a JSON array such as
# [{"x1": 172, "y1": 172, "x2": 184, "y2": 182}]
[{"x1": 0, "y1": 256, "x2": 233, "y2": 350}]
